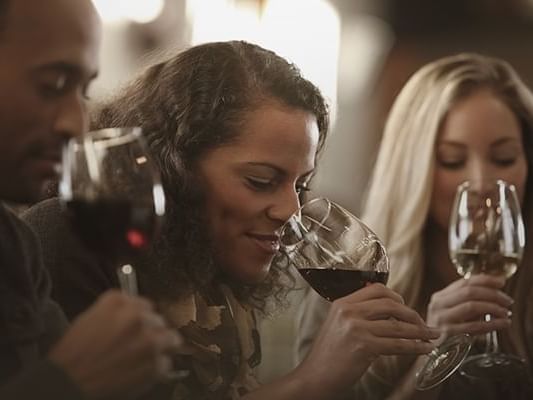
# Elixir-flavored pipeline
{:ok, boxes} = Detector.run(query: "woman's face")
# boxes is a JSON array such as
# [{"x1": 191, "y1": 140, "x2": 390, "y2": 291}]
[
  {"x1": 429, "y1": 89, "x2": 529, "y2": 232},
  {"x1": 196, "y1": 101, "x2": 320, "y2": 284}
]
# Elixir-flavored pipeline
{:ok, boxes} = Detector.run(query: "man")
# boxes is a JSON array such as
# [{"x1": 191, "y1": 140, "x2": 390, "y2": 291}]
[{"x1": 0, "y1": 0, "x2": 181, "y2": 398}]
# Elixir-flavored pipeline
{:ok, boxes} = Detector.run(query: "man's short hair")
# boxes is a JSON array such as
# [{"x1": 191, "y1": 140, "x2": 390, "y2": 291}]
[{"x1": 0, "y1": 0, "x2": 10, "y2": 35}]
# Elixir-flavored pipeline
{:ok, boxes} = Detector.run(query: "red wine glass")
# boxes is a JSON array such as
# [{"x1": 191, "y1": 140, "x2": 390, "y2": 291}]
[
  {"x1": 279, "y1": 197, "x2": 389, "y2": 302},
  {"x1": 59, "y1": 127, "x2": 165, "y2": 293}
]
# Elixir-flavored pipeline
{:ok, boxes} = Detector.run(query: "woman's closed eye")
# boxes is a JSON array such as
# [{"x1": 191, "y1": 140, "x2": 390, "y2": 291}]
[
  {"x1": 437, "y1": 158, "x2": 465, "y2": 169},
  {"x1": 492, "y1": 156, "x2": 518, "y2": 167},
  {"x1": 246, "y1": 176, "x2": 276, "y2": 191},
  {"x1": 296, "y1": 183, "x2": 311, "y2": 194}
]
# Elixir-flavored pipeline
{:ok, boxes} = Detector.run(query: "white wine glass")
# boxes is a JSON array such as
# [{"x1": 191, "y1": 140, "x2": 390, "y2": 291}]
[
  {"x1": 416, "y1": 179, "x2": 526, "y2": 390},
  {"x1": 450, "y1": 179, "x2": 525, "y2": 378}
]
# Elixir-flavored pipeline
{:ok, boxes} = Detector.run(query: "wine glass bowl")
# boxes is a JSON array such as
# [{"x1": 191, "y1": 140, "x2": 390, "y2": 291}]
[
  {"x1": 449, "y1": 180, "x2": 524, "y2": 280},
  {"x1": 59, "y1": 127, "x2": 165, "y2": 269},
  {"x1": 279, "y1": 198, "x2": 389, "y2": 302}
]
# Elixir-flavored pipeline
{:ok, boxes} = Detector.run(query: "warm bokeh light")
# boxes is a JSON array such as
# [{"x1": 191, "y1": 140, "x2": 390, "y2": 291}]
[
  {"x1": 92, "y1": 0, "x2": 165, "y2": 24},
  {"x1": 188, "y1": 0, "x2": 340, "y2": 111}
]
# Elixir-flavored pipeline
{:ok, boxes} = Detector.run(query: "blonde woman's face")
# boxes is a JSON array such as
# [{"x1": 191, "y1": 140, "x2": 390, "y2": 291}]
[{"x1": 429, "y1": 89, "x2": 528, "y2": 231}]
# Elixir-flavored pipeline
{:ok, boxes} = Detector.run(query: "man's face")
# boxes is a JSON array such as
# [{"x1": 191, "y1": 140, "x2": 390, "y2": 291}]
[{"x1": 0, "y1": 0, "x2": 101, "y2": 203}]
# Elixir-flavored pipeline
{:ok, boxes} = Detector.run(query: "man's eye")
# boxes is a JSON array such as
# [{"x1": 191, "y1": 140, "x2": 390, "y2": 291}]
[{"x1": 39, "y1": 75, "x2": 69, "y2": 98}]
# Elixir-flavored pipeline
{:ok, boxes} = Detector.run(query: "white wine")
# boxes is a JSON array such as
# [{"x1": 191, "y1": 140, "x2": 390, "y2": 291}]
[{"x1": 451, "y1": 249, "x2": 520, "y2": 279}]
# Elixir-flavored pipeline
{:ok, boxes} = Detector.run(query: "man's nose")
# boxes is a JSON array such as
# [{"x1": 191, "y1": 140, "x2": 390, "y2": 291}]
[{"x1": 53, "y1": 93, "x2": 87, "y2": 141}]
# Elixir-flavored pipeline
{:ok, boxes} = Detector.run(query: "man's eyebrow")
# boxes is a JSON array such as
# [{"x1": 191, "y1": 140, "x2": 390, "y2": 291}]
[{"x1": 34, "y1": 62, "x2": 98, "y2": 80}]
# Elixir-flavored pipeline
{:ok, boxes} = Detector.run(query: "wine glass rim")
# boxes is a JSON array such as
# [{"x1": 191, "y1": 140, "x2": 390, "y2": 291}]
[
  {"x1": 71, "y1": 127, "x2": 142, "y2": 148},
  {"x1": 279, "y1": 197, "x2": 374, "y2": 246},
  {"x1": 457, "y1": 179, "x2": 515, "y2": 191}
]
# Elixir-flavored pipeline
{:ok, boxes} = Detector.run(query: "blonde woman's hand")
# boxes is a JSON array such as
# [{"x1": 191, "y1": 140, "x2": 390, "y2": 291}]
[
  {"x1": 426, "y1": 274, "x2": 513, "y2": 337},
  {"x1": 296, "y1": 283, "x2": 439, "y2": 397}
]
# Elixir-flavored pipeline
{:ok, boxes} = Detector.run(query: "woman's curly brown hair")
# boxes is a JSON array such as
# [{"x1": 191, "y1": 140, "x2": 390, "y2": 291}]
[{"x1": 91, "y1": 40, "x2": 330, "y2": 312}]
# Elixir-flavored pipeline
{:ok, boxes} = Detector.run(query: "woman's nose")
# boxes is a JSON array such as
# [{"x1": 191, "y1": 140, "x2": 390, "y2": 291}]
[
  {"x1": 466, "y1": 162, "x2": 497, "y2": 191},
  {"x1": 267, "y1": 188, "x2": 301, "y2": 223}
]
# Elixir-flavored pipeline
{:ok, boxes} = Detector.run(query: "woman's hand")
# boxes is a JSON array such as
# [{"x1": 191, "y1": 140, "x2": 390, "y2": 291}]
[
  {"x1": 426, "y1": 274, "x2": 513, "y2": 337},
  {"x1": 296, "y1": 284, "x2": 439, "y2": 398}
]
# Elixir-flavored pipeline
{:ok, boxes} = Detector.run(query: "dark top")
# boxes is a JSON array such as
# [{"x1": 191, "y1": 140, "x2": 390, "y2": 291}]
[
  {"x1": 0, "y1": 203, "x2": 86, "y2": 399},
  {"x1": 22, "y1": 198, "x2": 119, "y2": 320}
]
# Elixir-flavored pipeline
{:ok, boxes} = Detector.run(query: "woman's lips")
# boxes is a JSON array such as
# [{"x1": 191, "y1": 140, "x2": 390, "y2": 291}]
[{"x1": 247, "y1": 233, "x2": 280, "y2": 254}]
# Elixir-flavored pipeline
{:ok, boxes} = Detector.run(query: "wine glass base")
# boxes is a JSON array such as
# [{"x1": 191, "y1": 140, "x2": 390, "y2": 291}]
[
  {"x1": 416, "y1": 334, "x2": 472, "y2": 391},
  {"x1": 460, "y1": 353, "x2": 527, "y2": 379}
]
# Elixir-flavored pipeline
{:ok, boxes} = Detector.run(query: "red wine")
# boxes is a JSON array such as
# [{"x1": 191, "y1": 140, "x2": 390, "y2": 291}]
[
  {"x1": 65, "y1": 199, "x2": 156, "y2": 264},
  {"x1": 299, "y1": 268, "x2": 389, "y2": 301}
]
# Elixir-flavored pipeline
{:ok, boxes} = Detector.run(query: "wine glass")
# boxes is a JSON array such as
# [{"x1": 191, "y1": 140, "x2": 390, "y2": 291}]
[
  {"x1": 59, "y1": 127, "x2": 165, "y2": 293},
  {"x1": 415, "y1": 179, "x2": 526, "y2": 390},
  {"x1": 279, "y1": 197, "x2": 389, "y2": 303},
  {"x1": 450, "y1": 179, "x2": 526, "y2": 378}
]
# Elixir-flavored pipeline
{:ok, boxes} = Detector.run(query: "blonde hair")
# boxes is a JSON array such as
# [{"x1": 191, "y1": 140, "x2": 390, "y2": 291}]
[{"x1": 362, "y1": 53, "x2": 533, "y2": 307}]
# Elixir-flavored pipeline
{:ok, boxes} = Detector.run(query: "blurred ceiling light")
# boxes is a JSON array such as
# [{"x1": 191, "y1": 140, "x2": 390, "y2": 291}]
[
  {"x1": 260, "y1": 0, "x2": 340, "y2": 110},
  {"x1": 188, "y1": 0, "x2": 340, "y2": 112},
  {"x1": 188, "y1": 0, "x2": 261, "y2": 43},
  {"x1": 92, "y1": 0, "x2": 165, "y2": 24}
]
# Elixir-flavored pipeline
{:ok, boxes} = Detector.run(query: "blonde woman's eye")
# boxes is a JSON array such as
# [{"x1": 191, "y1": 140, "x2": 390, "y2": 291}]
[
  {"x1": 438, "y1": 159, "x2": 464, "y2": 169},
  {"x1": 494, "y1": 158, "x2": 516, "y2": 167}
]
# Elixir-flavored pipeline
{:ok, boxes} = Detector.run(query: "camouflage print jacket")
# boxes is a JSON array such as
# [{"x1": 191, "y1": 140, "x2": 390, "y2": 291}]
[{"x1": 160, "y1": 284, "x2": 261, "y2": 400}]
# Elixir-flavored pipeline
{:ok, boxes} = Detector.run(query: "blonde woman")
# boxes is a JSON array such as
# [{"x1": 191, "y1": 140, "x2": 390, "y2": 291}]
[{"x1": 296, "y1": 53, "x2": 533, "y2": 399}]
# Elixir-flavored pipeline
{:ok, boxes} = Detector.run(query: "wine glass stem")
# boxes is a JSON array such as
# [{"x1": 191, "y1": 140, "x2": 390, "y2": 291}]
[
  {"x1": 484, "y1": 313, "x2": 500, "y2": 354},
  {"x1": 117, "y1": 264, "x2": 139, "y2": 295}
]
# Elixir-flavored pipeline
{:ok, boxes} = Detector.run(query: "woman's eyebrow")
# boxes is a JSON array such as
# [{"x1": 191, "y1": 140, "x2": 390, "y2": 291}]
[{"x1": 490, "y1": 137, "x2": 521, "y2": 148}]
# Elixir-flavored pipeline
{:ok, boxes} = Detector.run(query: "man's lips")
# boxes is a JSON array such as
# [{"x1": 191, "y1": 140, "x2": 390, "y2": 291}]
[
  {"x1": 30, "y1": 153, "x2": 62, "y2": 176},
  {"x1": 247, "y1": 233, "x2": 280, "y2": 254}
]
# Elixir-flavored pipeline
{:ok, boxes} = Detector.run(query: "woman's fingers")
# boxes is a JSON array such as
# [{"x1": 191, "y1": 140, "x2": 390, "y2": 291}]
[
  {"x1": 340, "y1": 283, "x2": 405, "y2": 305},
  {"x1": 431, "y1": 284, "x2": 513, "y2": 310},
  {"x1": 436, "y1": 300, "x2": 511, "y2": 324},
  {"x1": 449, "y1": 274, "x2": 506, "y2": 290},
  {"x1": 427, "y1": 274, "x2": 514, "y2": 331},
  {"x1": 364, "y1": 337, "x2": 436, "y2": 356},
  {"x1": 354, "y1": 298, "x2": 426, "y2": 325},
  {"x1": 368, "y1": 319, "x2": 440, "y2": 341},
  {"x1": 443, "y1": 317, "x2": 511, "y2": 336}
]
